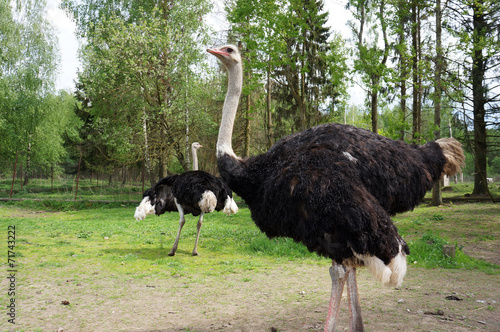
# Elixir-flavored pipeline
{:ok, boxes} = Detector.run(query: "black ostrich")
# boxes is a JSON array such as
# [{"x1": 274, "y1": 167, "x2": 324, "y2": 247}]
[
  {"x1": 134, "y1": 142, "x2": 238, "y2": 256},
  {"x1": 207, "y1": 45, "x2": 465, "y2": 331}
]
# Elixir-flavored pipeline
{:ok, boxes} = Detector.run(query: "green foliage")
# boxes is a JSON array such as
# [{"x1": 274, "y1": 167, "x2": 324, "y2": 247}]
[
  {"x1": 489, "y1": 156, "x2": 500, "y2": 176},
  {"x1": 408, "y1": 232, "x2": 498, "y2": 274},
  {"x1": 66, "y1": 0, "x2": 214, "y2": 177},
  {"x1": 228, "y1": 0, "x2": 351, "y2": 139},
  {"x1": 0, "y1": 0, "x2": 79, "y2": 177}
]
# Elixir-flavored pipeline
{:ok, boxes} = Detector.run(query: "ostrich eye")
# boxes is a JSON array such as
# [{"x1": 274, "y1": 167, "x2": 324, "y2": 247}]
[{"x1": 226, "y1": 47, "x2": 233, "y2": 53}]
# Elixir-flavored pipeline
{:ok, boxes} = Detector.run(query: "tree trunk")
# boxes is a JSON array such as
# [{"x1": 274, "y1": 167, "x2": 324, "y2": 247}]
[
  {"x1": 431, "y1": 0, "x2": 443, "y2": 206},
  {"x1": 300, "y1": 38, "x2": 307, "y2": 130},
  {"x1": 24, "y1": 132, "x2": 32, "y2": 186},
  {"x1": 472, "y1": 2, "x2": 489, "y2": 195},
  {"x1": 370, "y1": 89, "x2": 378, "y2": 133},
  {"x1": 75, "y1": 153, "x2": 82, "y2": 200},
  {"x1": 245, "y1": 92, "x2": 251, "y2": 158},
  {"x1": 142, "y1": 114, "x2": 153, "y2": 185},
  {"x1": 397, "y1": 0, "x2": 407, "y2": 141},
  {"x1": 185, "y1": 56, "x2": 190, "y2": 171},
  {"x1": 411, "y1": 3, "x2": 421, "y2": 143},
  {"x1": 417, "y1": 5, "x2": 422, "y2": 142},
  {"x1": 471, "y1": 1, "x2": 489, "y2": 196},
  {"x1": 10, "y1": 151, "x2": 18, "y2": 198},
  {"x1": 266, "y1": 61, "x2": 274, "y2": 149},
  {"x1": 159, "y1": 115, "x2": 169, "y2": 178},
  {"x1": 400, "y1": 58, "x2": 407, "y2": 141},
  {"x1": 122, "y1": 166, "x2": 127, "y2": 185}
]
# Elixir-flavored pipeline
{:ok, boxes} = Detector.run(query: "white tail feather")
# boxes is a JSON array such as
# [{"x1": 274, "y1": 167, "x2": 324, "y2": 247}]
[
  {"x1": 223, "y1": 195, "x2": 239, "y2": 215},
  {"x1": 199, "y1": 191, "x2": 217, "y2": 213},
  {"x1": 387, "y1": 245, "x2": 407, "y2": 287},
  {"x1": 352, "y1": 244, "x2": 407, "y2": 287},
  {"x1": 134, "y1": 197, "x2": 155, "y2": 221}
]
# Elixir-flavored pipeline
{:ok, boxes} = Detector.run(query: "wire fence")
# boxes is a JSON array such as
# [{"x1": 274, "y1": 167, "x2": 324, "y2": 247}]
[{"x1": 1, "y1": 176, "x2": 145, "y2": 203}]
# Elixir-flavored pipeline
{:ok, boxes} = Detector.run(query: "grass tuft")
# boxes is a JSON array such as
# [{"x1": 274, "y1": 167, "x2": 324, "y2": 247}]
[{"x1": 408, "y1": 232, "x2": 499, "y2": 274}]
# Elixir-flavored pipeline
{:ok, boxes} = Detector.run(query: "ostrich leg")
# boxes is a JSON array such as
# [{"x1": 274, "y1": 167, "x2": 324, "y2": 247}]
[
  {"x1": 168, "y1": 203, "x2": 186, "y2": 256},
  {"x1": 192, "y1": 212, "x2": 204, "y2": 256},
  {"x1": 346, "y1": 267, "x2": 364, "y2": 331},
  {"x1": 324, "y1": 263, "x2": 348, "y2": 332}
]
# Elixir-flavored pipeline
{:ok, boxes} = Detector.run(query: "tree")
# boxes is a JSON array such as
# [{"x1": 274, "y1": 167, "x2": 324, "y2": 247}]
[
  {"x1": 392, "y1": 0, "x2": 412, "y2": 141},
  {"x1": 446, "y1": 0, "x2": 500, "y2": 196},
  {"x1": 275, "y1": 0, "x2": 333, "y2": 132},
  {"x1": 0, "y1": 0, "x2": 62, "y2": 184},
  {"x1": 228, "y1": 0, "x2": 347, "y2": 143},
  {"x1": 65, "y1": 0, "x2": 212, "y2": 180},
  {"x1": 349, "y1": 0, "x2": 391, "y2": 133}
]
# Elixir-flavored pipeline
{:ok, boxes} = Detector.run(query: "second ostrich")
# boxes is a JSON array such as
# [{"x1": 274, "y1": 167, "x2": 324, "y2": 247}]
[
  {"x1": 134, "y1": 142, "x2": 238, "y2": 256},
  {"x1": 207, "y1": 45, "x2": 465, "y2": 331}
]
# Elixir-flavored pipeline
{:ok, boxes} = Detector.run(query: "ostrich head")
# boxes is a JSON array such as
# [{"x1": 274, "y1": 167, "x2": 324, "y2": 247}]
[
  {"x1": 192, "y1": 142, "x2": 203, "y2": 150},
  {"x1": 206, "y1": 45, "x2": 241, "y2": 69}
]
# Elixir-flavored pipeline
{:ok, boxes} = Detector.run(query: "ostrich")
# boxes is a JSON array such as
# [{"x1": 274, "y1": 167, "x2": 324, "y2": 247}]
[
  {"x1": 207, "y1": 45, "x2": 465, "y2": 331},
  {"x1": 134, "y1": 142, "x2": 238, "y2": 256}
]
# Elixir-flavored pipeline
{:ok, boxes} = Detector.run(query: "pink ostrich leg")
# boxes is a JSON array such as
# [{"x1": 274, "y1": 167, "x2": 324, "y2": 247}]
[
  {"x1": 324, "y1": 263, "x2": 348, "y2": 332},
  {"x1": 346, "y1": 267, "x2": 364, "y2": 331},
  {"x1": 324, "y1": 264, "x2": 364, "y2": 332}
]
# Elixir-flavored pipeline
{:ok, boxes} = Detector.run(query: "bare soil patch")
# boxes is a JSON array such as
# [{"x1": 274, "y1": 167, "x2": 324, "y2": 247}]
[{"x1": 7, "y1": 259, "x2": 499, "y2": 332}]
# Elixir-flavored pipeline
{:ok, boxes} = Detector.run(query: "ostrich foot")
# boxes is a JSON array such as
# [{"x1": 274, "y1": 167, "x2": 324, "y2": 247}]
[
  {"x1": 192, "y1": 251, "x2": 199, "y2": 256},
  {"x1": 168, "y1": 251, "x2": 176, "y2": 256}
]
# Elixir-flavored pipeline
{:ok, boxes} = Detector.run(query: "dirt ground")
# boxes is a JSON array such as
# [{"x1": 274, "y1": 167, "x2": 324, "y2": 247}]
[{"x1": 9, "y1": 250, "x2": 500, "y2": 332}]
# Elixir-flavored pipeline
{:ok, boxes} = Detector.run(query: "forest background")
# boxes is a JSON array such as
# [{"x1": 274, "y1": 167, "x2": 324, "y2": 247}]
[{"x1": 0, "y1": 0, "x2": 499, "y2": 200}]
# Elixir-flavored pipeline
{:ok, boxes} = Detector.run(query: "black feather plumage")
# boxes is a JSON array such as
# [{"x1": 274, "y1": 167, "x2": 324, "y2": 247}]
[
  {"x1": 143, "y1": 171, "x2": 233, "y2": 216},
  {"x1": 217, "y1": 123, "x2": 454, "y2": 265},
  {"x1": 149, "y1": 171, "x2": 235, "y2": 216},
  {"x1": 134, "y1": 169, "x2": 238, "y2": 256}
]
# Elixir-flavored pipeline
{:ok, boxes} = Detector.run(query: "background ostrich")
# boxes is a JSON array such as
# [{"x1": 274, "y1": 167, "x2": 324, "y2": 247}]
[
  {"x1": 207, "y1": 45, "x2": 465, "y2": 331},
  {"x1": 134, "y1": 142, "x2": 238, "y2": 256}
]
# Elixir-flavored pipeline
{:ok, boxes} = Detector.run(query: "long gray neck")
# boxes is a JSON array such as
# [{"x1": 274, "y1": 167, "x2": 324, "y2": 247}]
[
  {"x1": 192, "y1": 146, "x2": 199, "y2": 171},
  {"x1": 217, "y1": 62, "x2": 242, "y2": 158}
]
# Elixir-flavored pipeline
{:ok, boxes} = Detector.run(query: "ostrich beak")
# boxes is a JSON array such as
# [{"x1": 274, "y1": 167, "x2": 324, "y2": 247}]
[{"x1": 207, "y1": 48, "x2": 228, "y2": 57}]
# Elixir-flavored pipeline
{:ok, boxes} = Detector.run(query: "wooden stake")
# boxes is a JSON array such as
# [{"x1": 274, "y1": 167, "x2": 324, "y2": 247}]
[{"x1": 443, "y1": 245, "x2": 456, "y2": 258}]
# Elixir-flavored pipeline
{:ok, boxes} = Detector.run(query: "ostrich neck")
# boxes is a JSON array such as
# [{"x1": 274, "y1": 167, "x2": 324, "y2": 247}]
[
  {"x1": 192, "y1": 146, "x2": 198, "y2": 171},
  {"x1": 217, "y1": 63, "x2": 242, "y2": 158}
]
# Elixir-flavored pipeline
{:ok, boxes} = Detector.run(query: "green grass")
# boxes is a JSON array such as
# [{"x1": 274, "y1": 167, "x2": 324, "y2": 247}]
[
  {"x1": 393, "y1": 203, "x2": 499, "y2": 274},
  {"x1": 0, "y1": 179, "x2": 498, "y2": 281},
  {"x1": 407, "y1": 231, "x2": 498, "y2": 273},
  {"x1": 1, "y1": 199, "x2": 497, "y2": 284},
  {"x1": 0, "y1": 205, "x2": 326, "y2": 286}
]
